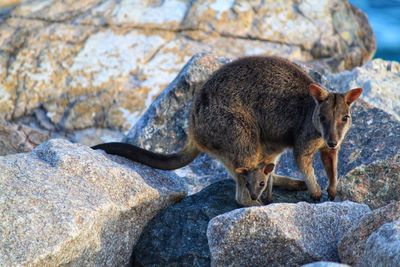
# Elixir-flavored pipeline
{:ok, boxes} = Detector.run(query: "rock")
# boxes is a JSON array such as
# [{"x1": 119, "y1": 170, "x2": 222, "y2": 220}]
[
  {"x1": 126, "y1": 53, "x2": 400, "y2": 198},
  {"x1": 0, "y1": 139, "x2": 185, "y2": 266},
  {"x1": 0, "y1": 0, "x2": 374, "y2": 130},
  {"x1": 338, "y1": 201, "x2": 400, "y2": 266},
  {"x1": 207, "y1": 201, "x2": 370, "y2": 266},
  {"x1": 336, "y1": 156, "x2": 400, "y2": 209},
  {"x1": 0, "y1": 118, "x2": 49, "y2": 156},
  {"x1": 132, "y1": 179, "x2": 241, "y2": 266},
  {"x1": 132, "y1": 179, "x2": 353, "y2": 266},
  {"x1": 322, "y1": 59, "x2": 400, "y2": 121},
  {"x1": 302, "y1": 262, "x2": 350, "y2": 267},
  {"x1": 359, "y1": 220, "x2": 400, "y2": 267}
]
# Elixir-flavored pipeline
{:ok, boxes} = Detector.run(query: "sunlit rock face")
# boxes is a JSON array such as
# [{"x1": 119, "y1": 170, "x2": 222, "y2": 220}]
[
  {"x1": 0, "y1": 0, "x2": 374, "y2": 131},
  {"x1": 0, "y1": 139, "x2": 186, "y2": 266}
]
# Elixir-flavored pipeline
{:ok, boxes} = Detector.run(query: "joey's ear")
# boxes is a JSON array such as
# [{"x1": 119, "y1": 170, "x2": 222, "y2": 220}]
[
  {"x1": 309, "y1": 84, "x2": 329, "y2": 103},
  {"x1": 263, "y1": 163, "x2": 275, "y2": 174},
  {"x1": 344, "y1": 88, "x2": 363, "y2": 105},
  {"x1": 235, "y1": 167, "x2": 248, "y2": 175}
]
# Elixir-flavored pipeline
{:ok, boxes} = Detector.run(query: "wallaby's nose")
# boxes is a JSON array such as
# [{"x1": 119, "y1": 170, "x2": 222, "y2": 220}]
[
  {"x1": 327, "y1": 141, "x2": 337, "y2": 148},
  {"x1": 250, "y1": 193, "x2": 258, "y2": 200}
]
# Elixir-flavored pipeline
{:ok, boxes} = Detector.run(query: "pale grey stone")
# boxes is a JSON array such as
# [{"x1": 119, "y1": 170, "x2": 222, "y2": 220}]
[
  {"x1": 207, "y1": 201, "x2": 370, "y2": 266},
  {"x1": 359, "y1": 220, "x2": 400, "y2": 267},
  {"x1": 338, "y1": 201, "x2": 400, "y2": 266},
  {"x1": 0, "y1": 139, "x2": 186, "y2": 266}
]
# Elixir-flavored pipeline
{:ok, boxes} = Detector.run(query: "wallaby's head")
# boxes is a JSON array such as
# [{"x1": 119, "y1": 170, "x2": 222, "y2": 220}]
[
  {"x1": 309, "y1": 84, "x2": 363, "y2": 149},
  {"x1": 235, "y1": 163, "x2": 275, "y2": 201}
]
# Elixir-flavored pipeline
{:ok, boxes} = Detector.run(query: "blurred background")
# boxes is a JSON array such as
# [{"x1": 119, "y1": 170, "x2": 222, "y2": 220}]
[{"x1": 350, "y1": 0, "x2": 400, "y2": 61}]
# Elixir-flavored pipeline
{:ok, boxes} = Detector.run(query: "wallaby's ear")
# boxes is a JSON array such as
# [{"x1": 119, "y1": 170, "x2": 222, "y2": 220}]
[
  {"x1": 309, "y1": 84, "x2": 329, "y2": 103},
  {"x1": 344, "y1": 88, "x2": 363, "y2": 105},
  {"x1": 235, "y1": 167, "x2": 249, "y2": 175},
  {"x1": 263, "y1": 163, "x2": 275, "y2": 174}
]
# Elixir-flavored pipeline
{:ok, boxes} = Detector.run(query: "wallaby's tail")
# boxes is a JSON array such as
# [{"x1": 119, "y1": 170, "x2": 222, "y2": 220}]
[{"x1": 92, "y1": 141, "x2": 200, "y2": 170}]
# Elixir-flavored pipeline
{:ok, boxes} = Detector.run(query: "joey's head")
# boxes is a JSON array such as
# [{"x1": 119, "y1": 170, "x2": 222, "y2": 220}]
[
  {"x1": 309, "y1": 84, "x2": 363, "y2": 149},
  {"x1": 235, "y1": 163, "x2": 275, "y2": 201}
]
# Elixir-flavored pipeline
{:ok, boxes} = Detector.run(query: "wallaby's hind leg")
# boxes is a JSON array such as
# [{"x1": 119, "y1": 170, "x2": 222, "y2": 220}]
[
  {"x1": 263, "y1": 151, "x2": 307, "y2": 192},
  {"x1": 272, "y1": 174, "x2": 307, "y2": 191},
  {"x1": 294, "y1": 142, "x2": 322, "y2": 201},
  {"x1": 264, "y1": 174, "x2": 273, "y2": 204},
  {"x1": 320, "y1": 148, "x2": 338, "y2": 200}
]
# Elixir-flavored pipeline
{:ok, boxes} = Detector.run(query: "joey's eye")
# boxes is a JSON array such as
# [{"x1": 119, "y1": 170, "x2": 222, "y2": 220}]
[
  {"x1": 319, "y1": 115, "x2": 326, "y2": 122},
  {"x1": 245, "y1": 182, "x2": 249, "y2": 187},
  {"x1": 259, "y1": 181, "x2": 265, "y2": 187},
  {"x1": 342, "y1": 115, "x2": 350, "y2": 122}
]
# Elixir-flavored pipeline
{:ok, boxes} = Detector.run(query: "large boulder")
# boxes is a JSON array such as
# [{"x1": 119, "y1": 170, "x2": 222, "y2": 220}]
[
  {"x1": 131, "y1": 179, "x2": 367, "y2": 266},
  {"x1": 207, "y1": 201, "x2": 370, "y2": 266},
  {"x1": 126, "y1": 53, "x2": 400, "y2": 198},
  {"x1": 358, "y1": 220, "x2": 400, "y2": 267},
  {"x1": 0, "y1": 0, "x2": 374, "y2": 131},
  {"x1": 338, "y1": 201, "x2": 400, "y2": 266},
  {"x1": 0, "y1": 139, "x2": 185, "y2": 266}
]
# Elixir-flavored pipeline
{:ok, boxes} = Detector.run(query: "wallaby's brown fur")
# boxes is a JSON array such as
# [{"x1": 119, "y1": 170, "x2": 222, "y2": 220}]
[{"x1": 93, "y1": 56, "x2": 362, "y2": 206}]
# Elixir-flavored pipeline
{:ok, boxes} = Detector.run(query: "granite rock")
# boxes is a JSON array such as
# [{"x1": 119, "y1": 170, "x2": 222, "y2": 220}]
[
  {"x1": 338, "y1": 201, "x2": 400, "y2": 266},
  {"x1": 336, "y1": 156, "x2": 400, "y2": 209},
  {"x1": 0, "y1": 0, "x2": 374, "y2": 130},
  {"x1": 0, "y1": 139, "x2": 185, "y2": 266},
  {"x1": 132, "y1": 179, "x2": 365, "y2": 267},
  {"x1": 207, "y1": 201, "x2": 370, "y2": 266},
  {"x1": 359, "y1": 220, "x2": 400, "y2": 267}
]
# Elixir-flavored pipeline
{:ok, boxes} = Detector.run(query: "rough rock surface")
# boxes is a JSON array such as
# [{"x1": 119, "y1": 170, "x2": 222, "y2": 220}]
[
  {"x1": 322, "y1": 59, "x2": 400, "y2": 120},
  {"x1": 132, "y1": 180, "x2": 241, "y2": 267},
  {"x1": 0, "y1": 118, "x2": 48, "y2": 155},
  {"x1": 207, "y1": 201, "x2": 370, "y2": 266},
  {"x1": 132, "y1": 179, "x2": 362, "y2": 266},
  {"x1": 0, "y1": 0, "x2": 374, "y2": 131},
  {"x1": 302, "y1": 262, "x2": 350, "y2": 267},
  {"x1": 126, "y1": 53, "x2": 400, "y2": 196},
  {"x1": 336, "y1": 156, "x2": 400, "y2": 209},
  {"x1": 359, "y1": 220, "x2": 400, "y2": 267},
  {"x1": 0, "y1": 139, "x2": 186, "y2": 266},
  {"x1": 338, "y1": 201, "x2": 400, "y2": 266}
]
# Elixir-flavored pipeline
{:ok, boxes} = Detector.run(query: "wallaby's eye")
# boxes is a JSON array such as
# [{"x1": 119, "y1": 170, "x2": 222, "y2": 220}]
[
  {"x1": 245, "y1": 182, "x2": 249, "y2": 187},
  {"x1": 319, "y1": 115, "x2": 326, "y2": 122},
  {"x1": 342, "y1": 115, "x2": 350, "y2": 122},
  {"x1": 259, "y1": 181, "x2": 265, "y2": 187}
]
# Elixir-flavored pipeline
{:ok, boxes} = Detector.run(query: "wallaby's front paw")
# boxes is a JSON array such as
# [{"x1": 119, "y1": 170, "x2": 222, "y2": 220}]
[
  {"x1": 327, "y1": 187, "x2": 336, "y2": 201},
  {"x1": 310, "y1": 191, "x2": 322, "y2": 202}
]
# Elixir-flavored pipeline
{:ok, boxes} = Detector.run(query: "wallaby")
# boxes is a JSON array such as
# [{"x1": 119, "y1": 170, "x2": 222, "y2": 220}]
[{"x1": 93, "y1": 56, "x2": 362, "y2": 206}]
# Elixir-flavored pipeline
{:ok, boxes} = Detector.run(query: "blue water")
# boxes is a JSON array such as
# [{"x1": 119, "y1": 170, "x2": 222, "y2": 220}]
[{"x1": 350, "y1": 0, "x2": 400, "y2": 61}]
